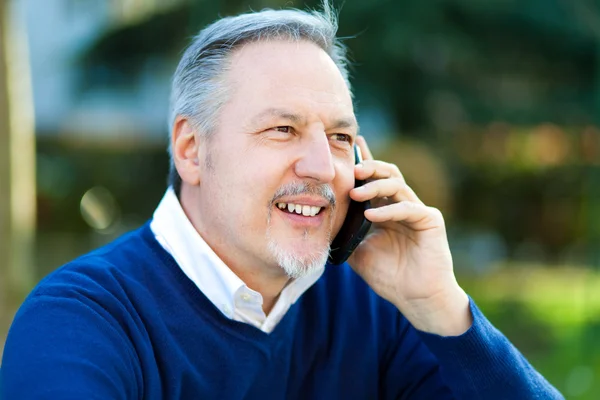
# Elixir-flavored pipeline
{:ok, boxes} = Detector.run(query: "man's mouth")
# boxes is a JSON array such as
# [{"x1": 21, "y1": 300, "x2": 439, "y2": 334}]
[{"x1": 276, "y1": 202, "x2": 324, "y2": 217}]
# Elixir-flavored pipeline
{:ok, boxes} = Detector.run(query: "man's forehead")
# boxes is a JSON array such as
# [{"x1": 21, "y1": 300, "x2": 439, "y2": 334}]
[
  {"x1": 228, "y1": 40, "x2": 351, "y2": 95},
  {"x1": 224, "y1": 40, "x2": 355, "y2": 129}
]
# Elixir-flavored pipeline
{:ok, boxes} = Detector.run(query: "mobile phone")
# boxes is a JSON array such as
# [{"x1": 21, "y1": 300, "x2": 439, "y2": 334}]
[{"x1": 328, "y1": 145, "x2": 372, "y2": 265}]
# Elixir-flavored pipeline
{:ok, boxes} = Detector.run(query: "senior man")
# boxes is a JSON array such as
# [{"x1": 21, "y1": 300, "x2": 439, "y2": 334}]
[{"x1": 1, "y1": 3, "x2": 563, "y2": 399}]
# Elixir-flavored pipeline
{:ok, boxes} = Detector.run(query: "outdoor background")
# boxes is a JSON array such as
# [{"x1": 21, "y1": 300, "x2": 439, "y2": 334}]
[{"x1": 1, "y1": 0, "x2": 599, "y2": 397}]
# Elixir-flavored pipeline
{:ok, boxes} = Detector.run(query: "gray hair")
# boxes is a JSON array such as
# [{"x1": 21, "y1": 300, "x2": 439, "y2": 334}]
[{"x1": 167, "y1": 1, "x2": 352, "y2": 193}]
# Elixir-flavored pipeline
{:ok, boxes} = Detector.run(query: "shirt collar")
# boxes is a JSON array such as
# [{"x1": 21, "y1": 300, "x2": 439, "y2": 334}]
[
  {"x1": 150, "y1": 188, "x2": 245, "y2": 317},
  {"x1": 149, "y1": 188, "x2": 324, "y2": 323}
]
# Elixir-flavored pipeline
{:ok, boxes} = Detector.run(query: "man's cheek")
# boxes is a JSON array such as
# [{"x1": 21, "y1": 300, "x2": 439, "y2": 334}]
[{"x1": 331, "y1": 200, "x2": 350, "y2": 237}]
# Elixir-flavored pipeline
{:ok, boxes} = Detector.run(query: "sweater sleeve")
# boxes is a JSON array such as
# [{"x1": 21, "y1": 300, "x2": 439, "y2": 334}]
[
  {"x1": 416, "y1": 298, "x2": 564, "y2": 399},
  {"x1": 1, "y1": 291, "x2": 141, "y2": 400},
  {"x1": 379, "y1": 313, "x2": 457, "y2": 400}
]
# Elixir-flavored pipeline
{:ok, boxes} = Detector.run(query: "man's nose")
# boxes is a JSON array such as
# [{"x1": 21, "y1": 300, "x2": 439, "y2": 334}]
[{"x1": 294, "y1": 135, "x2": 336, "y2": 183}]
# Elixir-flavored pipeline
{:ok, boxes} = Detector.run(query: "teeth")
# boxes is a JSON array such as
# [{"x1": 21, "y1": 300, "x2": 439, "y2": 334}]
[{"x1": 277, "y1": 203, "x2": 322, "y2": 217}]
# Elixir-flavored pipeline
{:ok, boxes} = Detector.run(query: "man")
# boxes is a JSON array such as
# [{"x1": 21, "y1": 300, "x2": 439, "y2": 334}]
[{"x1": 1, "y1": 3, "x2": 564, "y2": 399}]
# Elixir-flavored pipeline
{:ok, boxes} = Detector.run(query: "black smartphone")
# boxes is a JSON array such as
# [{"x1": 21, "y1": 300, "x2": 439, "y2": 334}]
[{"x1": 328, "y1": 145, "x2": 372, "y2": 265}]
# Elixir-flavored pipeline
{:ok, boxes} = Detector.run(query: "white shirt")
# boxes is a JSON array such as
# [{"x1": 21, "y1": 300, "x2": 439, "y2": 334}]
[{"x1": 150, "y1": 188, "x2": 324, "y2": 333}]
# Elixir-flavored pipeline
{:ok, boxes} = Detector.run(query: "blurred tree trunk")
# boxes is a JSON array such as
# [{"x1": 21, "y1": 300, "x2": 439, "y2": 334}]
[
  {"x1": 0, "y1": 0, "x2": 37, "y2": 356},
  {"x1": 0, "y1": 0, "x2": 11, "y2": 348}
]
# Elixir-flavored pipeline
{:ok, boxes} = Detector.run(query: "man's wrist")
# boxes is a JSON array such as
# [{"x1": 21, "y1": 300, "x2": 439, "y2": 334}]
[{"x1": 399, "y1": 288, "x2": 473, "y2": 337}]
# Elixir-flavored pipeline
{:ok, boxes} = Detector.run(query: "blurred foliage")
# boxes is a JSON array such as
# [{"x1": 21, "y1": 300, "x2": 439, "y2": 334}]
[
  {"x1": 461, "y1": 267, "x2": 600, "y2": 398},
  {"x1": 37, "y1": 139, "x2": 167, "y2": 232},
  {"x1": 81, "y1": 0, "x2": 600, "y2": 126}
]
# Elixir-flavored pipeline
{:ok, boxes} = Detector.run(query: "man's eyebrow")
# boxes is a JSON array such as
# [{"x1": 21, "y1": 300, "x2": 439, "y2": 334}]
[
  {"x1": 252, "y1": 108, "x2": 306, "y2": 125},
  {"x1": 252, "y1": 107, "x2": 359, "y2": 132},
  {"x1": 330, "y1": 117, "x2": 359, "y2": 132}
]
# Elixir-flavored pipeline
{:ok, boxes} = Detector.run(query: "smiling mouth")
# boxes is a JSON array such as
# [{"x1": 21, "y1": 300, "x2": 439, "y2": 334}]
[{"x1": 275, "y1": 202, "x2": 324, "y2": 217}]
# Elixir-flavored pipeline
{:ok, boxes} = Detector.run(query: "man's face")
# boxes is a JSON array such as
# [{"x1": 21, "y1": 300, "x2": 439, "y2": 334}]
[{"x1": 195, "y1": 40, "x2": 357, "y2": 278}]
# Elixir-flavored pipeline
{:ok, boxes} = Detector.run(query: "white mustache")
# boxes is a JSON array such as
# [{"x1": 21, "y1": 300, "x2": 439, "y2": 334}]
[{"x1": 271, "y1": 182, "x2": 336, "y2": 207}]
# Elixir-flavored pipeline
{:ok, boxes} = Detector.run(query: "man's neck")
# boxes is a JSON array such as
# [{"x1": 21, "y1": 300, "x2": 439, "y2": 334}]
[{"x1": 179, "y1": 187, "x2": 290, "y2": 315}]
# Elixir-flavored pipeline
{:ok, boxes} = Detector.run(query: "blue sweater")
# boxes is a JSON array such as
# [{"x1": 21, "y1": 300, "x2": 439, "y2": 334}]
[{"x1": 1, "y1": 223, "x2": 563, "y2": 399}]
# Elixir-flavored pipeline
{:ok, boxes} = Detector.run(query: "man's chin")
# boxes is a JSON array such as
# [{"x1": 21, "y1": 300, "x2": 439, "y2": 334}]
[{"x1": 266, "y1": 240, "x2": 330, "y2": 279}]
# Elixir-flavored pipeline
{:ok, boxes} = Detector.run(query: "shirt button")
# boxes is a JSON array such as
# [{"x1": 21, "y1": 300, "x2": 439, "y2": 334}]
[
  {"x1": 222, "y1": 304, "x2": 232, "y2": 317},
  {"x1": 241, "y1": 293, "x2": 252, "y2": 302}
]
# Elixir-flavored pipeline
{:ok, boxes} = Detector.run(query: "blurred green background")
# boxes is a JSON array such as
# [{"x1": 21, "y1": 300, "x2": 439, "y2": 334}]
[{"x1": 1, "y1": 0, "x2": 600, "y2": 397}]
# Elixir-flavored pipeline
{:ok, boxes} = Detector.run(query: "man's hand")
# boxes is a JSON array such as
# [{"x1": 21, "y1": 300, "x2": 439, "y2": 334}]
[{"x1": 347, "y1": 136, "x2": 472, "y2": 336}]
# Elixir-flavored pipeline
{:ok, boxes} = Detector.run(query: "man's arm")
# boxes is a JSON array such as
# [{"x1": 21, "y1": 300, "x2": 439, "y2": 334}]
[
  {"x1": 377, "y1": 296, "x2": 563, "y2": 400},
  {"x1": 1, "y1": 292, "x2": 140, "y2": 400},
  {"x1": 417, "y1": 298, "x2": 564, "y2": 399},
  {"x1": 347, "y1": 136, "x2": 563, "y2": 398}
]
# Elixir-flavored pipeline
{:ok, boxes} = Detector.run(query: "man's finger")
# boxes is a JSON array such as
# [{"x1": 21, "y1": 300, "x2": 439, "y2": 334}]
[
  {"x1": 365, "y1": 201, "x2": 445, "y2": 230},
  {"x1": 355, "y1": 159, "x2": 404, "y2": 181},
  {"x1": 350, "y1": 178, "x2": 424, "y2": 205},
  {"x1": 356, "y1": 135, "x2": 374, "y2": 161}
]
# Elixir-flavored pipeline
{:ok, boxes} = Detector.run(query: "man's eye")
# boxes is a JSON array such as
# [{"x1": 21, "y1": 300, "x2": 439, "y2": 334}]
[
  {"x1": 332, "y1": 133, "x2": 352, "y2": 143},
  {"x1": 274, "y1": 126, "x2": 292, "y2": 133}
]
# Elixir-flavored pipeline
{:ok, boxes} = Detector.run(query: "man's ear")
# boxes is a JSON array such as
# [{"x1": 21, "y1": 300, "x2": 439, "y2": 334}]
[{"x1": 172, "y1": 116, "x2": 202, "y2": 186}]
